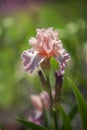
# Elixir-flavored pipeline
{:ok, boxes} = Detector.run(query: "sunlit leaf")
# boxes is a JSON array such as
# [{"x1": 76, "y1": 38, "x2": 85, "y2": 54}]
[
  {"x1": 49, "y1": 57, "x2": 58, "y2": 87},
  {"x1": 67, "y1": 77, "x2": 87, "y2": 130},
  {"x1": 59, "y1": 105, "x2": 73, "y2": 130},
  {"x1": 49, "y1": 70, "x2": 55, "y2": 88}
]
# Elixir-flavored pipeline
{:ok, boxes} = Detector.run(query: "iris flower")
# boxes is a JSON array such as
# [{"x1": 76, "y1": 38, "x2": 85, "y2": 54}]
[
  {"x1": 22, "y1": 28, "x2": 70, "y2": 76},
  {"x1": 28, "y1": 90, "x2": 54, "y2": 124}
]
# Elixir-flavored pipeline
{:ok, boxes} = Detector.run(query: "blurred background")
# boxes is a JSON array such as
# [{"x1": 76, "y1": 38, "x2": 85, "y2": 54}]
[{"x1": 0, "y1": 0, "x2": 87, "y2": 129}]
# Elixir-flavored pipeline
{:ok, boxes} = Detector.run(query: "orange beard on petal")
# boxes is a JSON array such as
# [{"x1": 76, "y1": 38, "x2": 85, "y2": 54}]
[{"x1": 39, "y1": 51, "x2": 54, "y2": 58}]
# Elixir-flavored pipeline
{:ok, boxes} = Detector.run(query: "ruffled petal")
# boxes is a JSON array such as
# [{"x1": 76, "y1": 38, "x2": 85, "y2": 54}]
[
  {"x1": 21, "y1": 49, "x2": 44, "y2": 72},
  {"x1": 29, "y1": 37, "x2": 37, "y2": 45},
  {"x1": 54, "y1": 52, "x2": 70, "y2": 76}
]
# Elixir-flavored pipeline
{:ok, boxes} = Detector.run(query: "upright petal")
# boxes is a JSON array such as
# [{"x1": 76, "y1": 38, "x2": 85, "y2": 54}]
[
  {"x1": 30, "y1": 95, "x2": 43, "y2": 111},
  {"x1": 21, "y1": 49, "x2": 44, "y2": 73},
  {"x1": 29, "y1": 37, "x2": 37, "y2": 46}
]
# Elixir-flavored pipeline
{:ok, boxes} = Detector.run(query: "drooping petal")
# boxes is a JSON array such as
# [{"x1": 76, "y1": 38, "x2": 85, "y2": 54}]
[
  {"x1": 21, "y1": 49, "x2": 44, "y2": 73},
  {"x1": 28, "y1": 110, "x2": 43, "y2": 125},
  {"x1": 55, "y1": 52, "x2": 70, "y2": 76}
]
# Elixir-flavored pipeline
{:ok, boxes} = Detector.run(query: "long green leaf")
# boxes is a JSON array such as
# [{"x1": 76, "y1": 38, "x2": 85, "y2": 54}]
[
  {"x1": 61, "y1": 105, "x2": 77, "y2": 130},
  {"x1": 67, "y1": 77, "x2": 87, "y2": 130},
  {"x1": 49, "y1": 57, "x2": 58, "y2": 87},
  {"x1": 17, "y1": 119, "x2": 47, "y2": 130},
  {"x1": 0, "y1": 124, "x2": 5, "y2": 130},
  {"x1": 59, "y1": 105, "x2": 73, "y2": 130},
  {"x1": 69, "y1": 105, "x2": 78, "y2": 121}
]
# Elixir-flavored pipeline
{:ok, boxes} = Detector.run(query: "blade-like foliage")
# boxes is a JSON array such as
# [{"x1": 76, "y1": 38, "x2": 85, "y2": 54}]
[
  {"x1": 0, "y1": 124, "x2": 5, "y2": 130},
  {"x1": 69, "y1": 105, "x2": 78, "y2": 121},
  {"x1": 67, "y1": 77, "x2": 87, "y2": 130},
  {"x1": 17, "y1": 119, "x2": 47, "y2": 130},
  {"x1": 59, "y1": 105, "x2": 73, "y2": 130},
  {"x1": 49, "y1": 57, "x2": 58, "y2": 87}
]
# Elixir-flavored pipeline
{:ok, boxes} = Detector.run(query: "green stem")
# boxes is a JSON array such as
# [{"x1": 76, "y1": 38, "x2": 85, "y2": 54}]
[
  {"x1": 48, "y1": 77, "x2": 53, "y2": 107},
  {"x1": 53, "y1": 107, "x2": 59, "y2": 130},
  {"x1": 50, "y1": 87, "x2": 53, "y2": 107}
]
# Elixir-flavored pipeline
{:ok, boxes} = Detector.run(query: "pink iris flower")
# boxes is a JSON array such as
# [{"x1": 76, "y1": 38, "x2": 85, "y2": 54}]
[
  {"x1": 22, "y1": 28, "x2": 70, "y2": 76},
  {"x1": 28, "y1": 90, "x2": 54, "y2": 124}
]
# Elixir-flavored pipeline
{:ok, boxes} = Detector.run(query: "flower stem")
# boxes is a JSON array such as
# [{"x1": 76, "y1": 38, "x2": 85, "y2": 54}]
[
  {"x1": 38, "y1": 70, "x2": 53, "y2": 106},
  {"x1": 53, "y1": 107, "x2": 59, "y2": 130},
  {"x1": 54, "y1": 73, "x2": 63, "y2": 104},
  {"x1": 53, "y1": 73, "x2": 63, "y2": 130},
  {"x1": 38, "y1": 70, "x2": 49, "y2": 90}
]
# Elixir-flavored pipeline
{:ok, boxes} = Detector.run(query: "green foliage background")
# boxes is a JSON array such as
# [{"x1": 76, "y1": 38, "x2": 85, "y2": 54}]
[{"x1": 0, "y1": 0, "x2": 87, "y2": 112}]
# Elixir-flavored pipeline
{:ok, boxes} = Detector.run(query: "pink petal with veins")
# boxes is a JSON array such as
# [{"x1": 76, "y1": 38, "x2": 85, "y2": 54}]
[
  {"x1": 55, "y1": 52, "x2": 70, "y2": 76},
  {"x1": 22, "y1": 28, "x2": 70, "y2": 75},
  {"x1": 22, "y1": 49, "x2": 44, "y2": 72}
]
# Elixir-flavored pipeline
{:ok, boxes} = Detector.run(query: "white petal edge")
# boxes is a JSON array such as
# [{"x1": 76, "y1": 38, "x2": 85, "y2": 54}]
[
  {"x1": 54, "y1": 52, "x2": 70, "y2": 76},
  {"x1": 21, "y1": 49, "x2": 44, "y2": 73}
]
